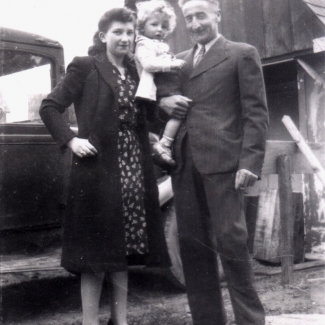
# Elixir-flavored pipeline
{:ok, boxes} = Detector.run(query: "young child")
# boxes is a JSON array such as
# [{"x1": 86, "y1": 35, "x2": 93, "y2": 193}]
[{"x1": 135, "y1": 0, "x2": 187, "y2": 166}]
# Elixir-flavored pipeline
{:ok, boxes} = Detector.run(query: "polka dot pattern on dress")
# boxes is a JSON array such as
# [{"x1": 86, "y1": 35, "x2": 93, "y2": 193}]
[{"x1": 114, "y1": 66, "x2": 149, "y2": 256}]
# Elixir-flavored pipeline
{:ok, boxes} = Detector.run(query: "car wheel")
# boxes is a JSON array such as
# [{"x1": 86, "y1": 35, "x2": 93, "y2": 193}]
[
  {"x1": 162, "y1": 200, "x2": 186, "y2": 289},
  {"x1": 162, "y1": 199, "x2": 225, "y2": 289}
]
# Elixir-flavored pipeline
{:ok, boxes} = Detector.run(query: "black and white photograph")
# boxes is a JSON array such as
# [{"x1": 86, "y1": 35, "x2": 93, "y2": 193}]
[{"x1": 1, "y1": 0, "x2": 325, "y2": 324}]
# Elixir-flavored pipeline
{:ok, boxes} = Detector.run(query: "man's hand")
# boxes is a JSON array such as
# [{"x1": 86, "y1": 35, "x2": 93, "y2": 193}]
[
  {"x1": 67, "y1": 137, "x2": 98, "y2": 158},
  {"x1": 235, "y1": 169, "x2": 258, "y2": 190},
  {"x1": 159, "y1": 95, "x2": 192, "y2": 119}
]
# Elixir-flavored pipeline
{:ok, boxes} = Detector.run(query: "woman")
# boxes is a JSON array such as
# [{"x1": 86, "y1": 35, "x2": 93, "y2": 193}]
[{"x1": 40, "y1": 8, "x2": 170, "y2": 325}]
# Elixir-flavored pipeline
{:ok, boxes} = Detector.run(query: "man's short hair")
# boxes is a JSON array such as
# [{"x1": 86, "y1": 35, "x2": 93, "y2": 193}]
[{"x1": 179, "y1": 0, "x2": 220, "y2": 9}]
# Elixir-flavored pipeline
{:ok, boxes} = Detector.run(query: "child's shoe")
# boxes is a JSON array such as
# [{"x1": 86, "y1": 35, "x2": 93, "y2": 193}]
[{"x1": 153, "y1": 141, "x2": 176, "y2": 166}]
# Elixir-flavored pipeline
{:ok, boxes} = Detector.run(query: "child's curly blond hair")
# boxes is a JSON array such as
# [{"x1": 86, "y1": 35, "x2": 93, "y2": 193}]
[{"x1": 136, "y1": 0, "x2": 177, "y2": 36}]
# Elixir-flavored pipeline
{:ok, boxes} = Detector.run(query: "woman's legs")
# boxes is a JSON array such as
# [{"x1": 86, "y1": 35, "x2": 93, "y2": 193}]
[
  {"x1": 81, "y1": 272, "x2": 105, "y2": 325},
  {"x1": 80, "y1": 271, "x2": 128, "y2": 325},
  {"x1": 109, "y1": 271, "x2": 128, "y2": 325}
]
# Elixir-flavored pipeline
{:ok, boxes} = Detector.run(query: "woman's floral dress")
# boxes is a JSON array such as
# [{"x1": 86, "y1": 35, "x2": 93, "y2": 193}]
[{"x1": 113, "y1": 66, "x2": 149, "y2": 256}]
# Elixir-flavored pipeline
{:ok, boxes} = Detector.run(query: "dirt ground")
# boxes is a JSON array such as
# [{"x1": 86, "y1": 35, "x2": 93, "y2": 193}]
[{"x1": 1, "y1": 261, "x2": 325, "y2": 325}]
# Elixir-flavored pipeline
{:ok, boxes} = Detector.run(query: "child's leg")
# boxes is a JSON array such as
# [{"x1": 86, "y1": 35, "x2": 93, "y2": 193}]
[
  {"x1": 81, "y1": 272, "x2": 105, "y2": 325},
  {"x1": 109, "y1": 271, "x2": 128, "y2": 325},
  {"x1": 163, "y1": 118, "x2": 182, "y2": 140},
  {"x1": 153, "y1": 118, "x2": 182, "y2": 166}
]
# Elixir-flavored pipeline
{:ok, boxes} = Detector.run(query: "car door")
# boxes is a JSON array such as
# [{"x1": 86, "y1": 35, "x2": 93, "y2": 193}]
[{"x1": 0, "y1": 29, "x2": 70, "y2": 232}]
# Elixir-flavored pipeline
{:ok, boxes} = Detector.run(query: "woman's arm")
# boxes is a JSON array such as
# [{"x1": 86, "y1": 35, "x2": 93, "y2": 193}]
[{"x1": 39, "y1": 57, "x2": 93, "y2": 149}]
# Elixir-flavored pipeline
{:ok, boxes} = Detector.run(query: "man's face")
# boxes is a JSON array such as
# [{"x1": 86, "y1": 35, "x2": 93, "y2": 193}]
[{"x1": 182, "y1": 1, "x2": 221, "y2": 45}]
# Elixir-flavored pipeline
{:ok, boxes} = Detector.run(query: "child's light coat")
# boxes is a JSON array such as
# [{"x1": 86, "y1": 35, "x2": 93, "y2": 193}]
[{"x1": 135, "y1": 35, "x2": 173, "y2": 101}]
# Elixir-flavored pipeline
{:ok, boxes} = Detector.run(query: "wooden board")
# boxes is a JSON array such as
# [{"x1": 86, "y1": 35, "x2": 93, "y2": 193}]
[
  {"x1": 255, "y1": 260, "x2": 325, "y2": 276},
  {"x1": 266, "y1": 314, "x2": 325, "y2": 324},
  {"x1": 219, "y1": 0, "x2": 265, "y2": 55},
  {"x1": 263, "y1": 0, "x2": 293, "y2": 57},
  {"x1": 219, "y1": 0, "x2": 246, "y2": 42},
  {"x1": 0, "y1": 250, "x2": 62, "y2": 274},
  {"x1": 290, "y1": 0, "x2": 314, "y2": 51},
  {"x1": 304, "y1": 0, "x2": 325, "y2": 16},
  {"x1": 304, "y1": 0, "x2": 325, "y2": 7},
  {"x1": 166, "y1": 0, "x2": 193, "y2": 53},
  {"x1": 298, "y1": 68, "x2": 308, "y2": 138},
  {"x1": 253, "y1": 189, "x2": 280, "y2": 262},
  {"x1": 253, "y1": 190, "x2": 305, "y2": 263},
  {"x1": 305, "y1": 252, "x2": 325, "y2": 260},
  {"x1": 242, "y1": 0, "x2": 265, "y2": 56},
  {"x1": 296, "y1": 55, "x2": 325, "y2": 255},
  {"x1": 262, "y1": 141, "x2": 325, "y2": 175}
]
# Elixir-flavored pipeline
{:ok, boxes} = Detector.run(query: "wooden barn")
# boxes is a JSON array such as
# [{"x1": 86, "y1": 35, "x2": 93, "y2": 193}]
[{"x1": 126, "y1": 0, "x2": 325, "y2": 259}]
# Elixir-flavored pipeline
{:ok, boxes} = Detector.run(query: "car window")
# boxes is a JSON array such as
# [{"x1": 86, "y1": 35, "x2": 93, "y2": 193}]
[{"x1": 0, "y1": 50, "x2": 51, "y2": 124}]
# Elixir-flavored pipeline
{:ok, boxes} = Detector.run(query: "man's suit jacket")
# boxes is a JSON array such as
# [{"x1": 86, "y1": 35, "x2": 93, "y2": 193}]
[{"x1": 160, "y1": 35, "x2": 268, "y2": 177}]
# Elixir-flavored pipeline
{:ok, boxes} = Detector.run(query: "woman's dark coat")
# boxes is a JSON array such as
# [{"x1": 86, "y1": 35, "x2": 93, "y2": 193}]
[{"x1": 40, "y1": 52, "x2": 170, "y2": 273}]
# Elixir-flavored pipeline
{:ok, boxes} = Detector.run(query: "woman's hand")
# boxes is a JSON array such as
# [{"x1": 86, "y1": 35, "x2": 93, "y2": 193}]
[
  {"x1": 67, "y1": 137, "x2": 98, "y2": 158},
  {"x1": 171, "y1": 59, "x2": 186, "y2": 71}
]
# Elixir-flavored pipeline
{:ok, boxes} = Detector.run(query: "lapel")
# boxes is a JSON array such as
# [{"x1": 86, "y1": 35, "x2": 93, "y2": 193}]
[
  {"x1": 190, "y1": 35, "x2": 228, "y2": 79},
  {"x1": 124, "y1": 54, "x2": 139, "y2": 84},
  {"x1": 94, "y1": 52, "x2": 118, "y2": 89},
  {"x1": 180, "y1": 48, "x2": 196, "y2": 80},
  {"x1": 94, "y1": 52, "x2": 139, "y2": 88}
]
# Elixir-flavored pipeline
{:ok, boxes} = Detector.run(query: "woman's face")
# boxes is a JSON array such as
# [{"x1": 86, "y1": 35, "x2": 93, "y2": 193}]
[{"x1": 100, "y1": 21, "x2": 135, "y2": 58}]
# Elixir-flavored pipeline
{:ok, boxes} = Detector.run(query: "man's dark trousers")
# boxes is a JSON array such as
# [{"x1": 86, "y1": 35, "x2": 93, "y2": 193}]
[{"x1": 172, "y1": 137, "x2": 265, "y2": 325}]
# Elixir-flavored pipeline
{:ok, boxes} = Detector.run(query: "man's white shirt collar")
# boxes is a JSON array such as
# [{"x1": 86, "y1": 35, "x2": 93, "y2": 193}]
[{"x1": 194, "y1": 34, "x2": 220, "y2": 60}]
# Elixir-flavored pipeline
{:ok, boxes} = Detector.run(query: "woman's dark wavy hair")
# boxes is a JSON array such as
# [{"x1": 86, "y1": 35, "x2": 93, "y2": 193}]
[{"x1": 88, "y1": 8, "x2": 136, "y2": 56}]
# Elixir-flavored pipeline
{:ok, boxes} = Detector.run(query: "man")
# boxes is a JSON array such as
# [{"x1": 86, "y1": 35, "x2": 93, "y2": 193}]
[{"x1": 157, "y1": 0, "x2": 269, "y2": 324}]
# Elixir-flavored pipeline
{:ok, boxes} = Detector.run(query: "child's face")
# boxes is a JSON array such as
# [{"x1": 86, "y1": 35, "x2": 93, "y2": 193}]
[{"x1": 143, "y1": 15, "x2": 169, "y2": 41}]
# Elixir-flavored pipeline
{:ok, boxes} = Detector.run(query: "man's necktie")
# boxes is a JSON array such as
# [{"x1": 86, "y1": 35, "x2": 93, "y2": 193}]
[{"x1": 194, "y1": 45, "x2": 206, "y2": 67}]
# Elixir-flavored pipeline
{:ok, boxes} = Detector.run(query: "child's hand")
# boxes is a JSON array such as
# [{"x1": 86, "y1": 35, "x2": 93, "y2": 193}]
[{"x1": 171, "y1": 59, "x2": 186, "y2": 70}]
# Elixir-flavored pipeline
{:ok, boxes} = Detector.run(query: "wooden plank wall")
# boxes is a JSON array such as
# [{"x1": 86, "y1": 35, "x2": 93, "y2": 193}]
[
  {"x1": 219, "y1": 0, "x2": 247, "y2": 43},
  {"x1": 303, "y1": 0, "x2": 325, "y2": 25},
  {"x1": 167, "y1": 0, "x2": 194, "y2": 54},
  {"x1": 290, "y1": 0, "x2": 315, "y2": 51},
  {"x1": 297, "y1": 55, "x2": 325, "y2": 252},
  {"x1": 219, "y1": 0, "x2": 265, "y2": 56},
  {"x1": 241, "y1": 0, "x2": 266, "y2": 56},
  {"x1": 169, "y1": 0, "x2": 325, "y2": 59},
  {"x1": 263, "y1": 0, "x2": 294, "y2": 57},
  {"x1": 261, "y1": 141, "x2": 325, "y2": 175}
]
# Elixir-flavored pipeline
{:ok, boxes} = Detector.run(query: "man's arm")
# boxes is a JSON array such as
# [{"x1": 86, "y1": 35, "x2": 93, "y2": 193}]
[
  {"x1": 158, "y1": 95, "x2": 192, "y2": 120},
  {"x1": 237, "y1": 45, "x2": 269, "y2": 186}
]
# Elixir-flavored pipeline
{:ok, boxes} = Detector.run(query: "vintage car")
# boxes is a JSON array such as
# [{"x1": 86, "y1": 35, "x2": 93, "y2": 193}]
[{"x1": 0, "y1": 27, "x2": 185, "y2": 287}]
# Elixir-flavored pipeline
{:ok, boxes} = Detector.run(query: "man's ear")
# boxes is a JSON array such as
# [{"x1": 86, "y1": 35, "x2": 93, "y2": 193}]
[{"x1": 215, "y1": 10, "x2": 221, "y2": 23}]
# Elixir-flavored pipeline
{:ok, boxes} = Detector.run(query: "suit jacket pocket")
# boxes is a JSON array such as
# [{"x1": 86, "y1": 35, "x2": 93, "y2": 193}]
[
  {"x1": 217, "y1": 129, "x2": 241, "y2": 140},
  {"x1": 216, "y1": 129, "x2": 242, "y2": 154},
  {"x1": 215, "y1": 129, "x2": 242, "y2": 170}
]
